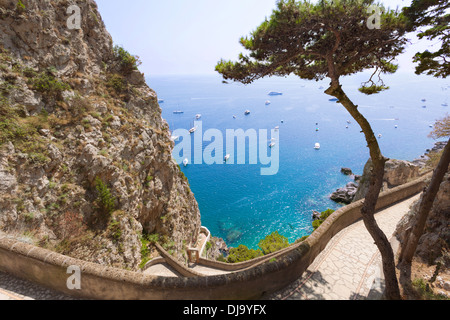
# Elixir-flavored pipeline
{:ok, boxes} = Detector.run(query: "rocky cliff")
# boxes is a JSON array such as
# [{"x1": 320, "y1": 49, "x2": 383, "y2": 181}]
[{"x1": 0, "y1": 0, "x2": 201, "y2": 270}]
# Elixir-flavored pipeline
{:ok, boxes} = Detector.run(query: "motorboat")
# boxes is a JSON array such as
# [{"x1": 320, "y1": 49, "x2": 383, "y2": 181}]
[
  {"x1": 170, "y1": 135, "x2": 180, "y2": 142},
  {"x1": 173, "y1": 111, "x2": 184, "y2": 114},
  {"x1": 378, "y1": 134, "x2": 382, "y2": 138},
  {"x1": 196, "y1": 114, "x2": 202, "y2": 119},
  {"x1": 265, "y1": 100, "x2": 271, "y2": 105},
  {"x1": 189, "y1": 126, "x2": 197, "y2": 134},
  {"x1": 245, "y1": 110, "x2": 251, "y2": 115},
  {"x1": 268, "y1": 92, "x2": 283, "y2": 96},
  {"x1": 442, "y1": 103, "x2": 448, "y2": 107},
  {"x1": 183, "y1": 158, "x2": 189, "y2": 167},
  {"x1": 269, "y1": 142, "x2": 276, "y2": 148},
  {"x1": 158, "y1": 99, "x2": 164, "y2": 103},
  {"x1": 314, "y1": 143, "x2": 321, "y2": 150},
  {"x1": 274, "y1": 126, "x2": 280, "y2": 131},
  {"x1": 233, "y1": 115, "x2": 237, "y2": 119},
  {"x1": 224, "y1": 154, "x2": 230, "y2": 162}
]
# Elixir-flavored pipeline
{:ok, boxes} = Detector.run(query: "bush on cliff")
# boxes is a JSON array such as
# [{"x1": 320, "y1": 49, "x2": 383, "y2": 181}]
[
  {"x1": 227, "y1": 245, "x2": 263, "y2": 263},
  {"x1": 258, "y1": 231, "x2": 289, "y2": 255}
]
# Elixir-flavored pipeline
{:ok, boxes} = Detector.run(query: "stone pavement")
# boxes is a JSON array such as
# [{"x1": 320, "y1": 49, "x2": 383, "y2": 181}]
[{"x1": 268, "y1": 194, "x2": 421, "y2": 300}]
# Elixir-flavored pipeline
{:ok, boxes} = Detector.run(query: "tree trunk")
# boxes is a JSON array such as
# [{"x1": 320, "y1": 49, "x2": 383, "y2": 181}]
[
  {"x1": 325, "y1": 84, "x2": 402, "y2": 300},
  {"x1": 398, "y1": 138, "x2": 450, "y2": 265}
]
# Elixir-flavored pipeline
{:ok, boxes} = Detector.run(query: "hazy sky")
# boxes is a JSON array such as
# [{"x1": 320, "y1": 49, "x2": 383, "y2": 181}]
[{"x1": 95, "y1": 0, "x2": 436, "y2": 76}]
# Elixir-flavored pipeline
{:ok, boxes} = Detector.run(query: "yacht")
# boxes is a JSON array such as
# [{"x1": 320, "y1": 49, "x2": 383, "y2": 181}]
[
  {"x1": 269, "y1": 142, "x2": 276, "y2": 148},
  {"x1": 224, "y1": 154, "x2": 230, "y2": 162},
  {"x1": 189, "y1": 126, "x2": 197, "y2": 134},
  {"x1": 314, "y1": 143, "x2": 321, "y2": 150}
]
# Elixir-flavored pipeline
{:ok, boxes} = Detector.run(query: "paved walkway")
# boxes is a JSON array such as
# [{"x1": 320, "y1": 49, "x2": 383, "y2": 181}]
[
  {"x1": 268, "y1": 194, "x2": 420, "y2": 300},
  {"x1": 0, "y1": 194, "x2": 420, "y2": 300}
]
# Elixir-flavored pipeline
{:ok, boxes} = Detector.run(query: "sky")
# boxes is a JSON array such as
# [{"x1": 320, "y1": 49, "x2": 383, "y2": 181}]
[{"x1": 95, "y1": 0, "x2": 438, "y2": 76}]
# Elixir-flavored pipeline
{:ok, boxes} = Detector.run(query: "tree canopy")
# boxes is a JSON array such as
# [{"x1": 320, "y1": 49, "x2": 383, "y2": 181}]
[
  {"x1": 403, "y1": 0, "x2": 450, "y2": 78},
  {"x1": 216, "y1": 0, "x2": 408, "y2": 94}
]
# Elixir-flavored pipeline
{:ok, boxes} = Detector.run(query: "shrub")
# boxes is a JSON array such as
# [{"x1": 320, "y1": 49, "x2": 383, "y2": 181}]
[
  {"x1": 94, "y1": 177, "x2": 116, "y2": 216},
  {"x1": 312, "y1": 209, "x2": 336, "y2": 231},
  {"x1": 227, "y1": 245, "x2": 263, "y2": 263},
  {"x1": 258, "y1": 231, "x2": 289, "y2": 255},
  {"x1": 31, "y1": 71, "x2": 70, "y2": 100},
  {"x1": 16, "y1": 0, "x2": 25, "y2": 13},
  {"x1": 113, "y1": 45, "x2": 142, "y2": 75}
]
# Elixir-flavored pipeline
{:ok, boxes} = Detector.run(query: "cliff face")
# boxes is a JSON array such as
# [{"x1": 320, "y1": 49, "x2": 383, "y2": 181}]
[{"x1": 0, "y1": 0, "x2": 201, "y2": 270}]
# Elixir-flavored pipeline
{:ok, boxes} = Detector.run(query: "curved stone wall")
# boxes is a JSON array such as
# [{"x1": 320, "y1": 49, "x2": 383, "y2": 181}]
[{"x1": 0, "y1": 173, "x2": 431, "y2": 300}]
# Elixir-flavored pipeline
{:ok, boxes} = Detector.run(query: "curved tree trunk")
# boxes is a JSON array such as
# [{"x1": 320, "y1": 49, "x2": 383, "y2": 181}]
[
  {"x1": 398, "y1": 138, "x2": 450, "y2": 265},
  {"x1": 325, "y1": 84, "x2": 402, "y2": 300}
]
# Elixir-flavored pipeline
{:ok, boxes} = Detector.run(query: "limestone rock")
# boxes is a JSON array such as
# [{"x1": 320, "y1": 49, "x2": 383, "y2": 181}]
[{"x1": 0, "y1": 0, "x2": 201, "y2": 271}]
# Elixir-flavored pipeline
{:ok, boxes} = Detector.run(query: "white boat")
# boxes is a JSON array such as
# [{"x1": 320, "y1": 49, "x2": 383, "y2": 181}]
[
  {"x1": 245, "y1": 110, "x2": 251, "y2": 115},
  {"x1": 274, "y1": 126, "x2": 280, "y2": 131},
  {"x1": 224, "y1": 154, "x2": 230, "y2": 162},
  {"x1": 189, "y1": 126, "x2": 197, "y2": 134},
  {"x1": 442, "y1": 103, "x2": 448, "y2": 107},
  {"x1": 269, "y1": 142, "x2": 276, "y2": 148},
  {"x1": 158, "y1": 99, "x2": 164, "y2": 103},
  {"x1": 268, "y1": 92, "x2": 282, "y2": 96},
  {"x1": 183, "y1": 158, "x2": 189, "y2": 167},
  {"x1": 170, "y1": 135, "x2": 180, "y2": 142},
  {"x1": 378, "y1": 134, "x2": 382, "y2": 138},
  {"x1": 265, "y1": 100, "x2": 271, "y2": 105},
  {"x1": 196, "y1": 114, "x2": 202, "y2": 119},
  {"x1": 314, "y1": 143, "x2": 321, "y2": 150}
]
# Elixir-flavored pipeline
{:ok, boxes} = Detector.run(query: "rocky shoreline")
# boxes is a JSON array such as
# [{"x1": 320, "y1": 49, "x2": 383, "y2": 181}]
[{"x1": 329, "y1": 141, "x2": 447, "y2": 206}]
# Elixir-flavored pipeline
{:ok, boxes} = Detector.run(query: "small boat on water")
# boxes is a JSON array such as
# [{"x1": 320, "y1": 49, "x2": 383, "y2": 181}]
[
  {"x1": 170, "y1": 135, "x2": 180, "y2": 142},
  {"x1": 173, "y1": 111, "x2": 184, "y2": 114},
  {"x1": 269, "y1": 142, "x2": 276, "y2": 148},
  {"x1": 245, "y1": 110, "x2": 251, "y2": 115},
  {"x1": 183, "y1": 158, "x2": 189, "y2": 167},
  {"x1": 314, "y1": 143, "x2": 321, "y2": 150},
  {"x1": 233, "y1": 115, "x2": 237, "y2": 119},
  {"x1": 274, "y1": 126, "x2": 280, "y2": 131},
  {"x1": 196, "y1": 114, "x2": 202, "y2": 119},
  {"x1": 224, "y1": 154, "x2": 230, "y2": 162},
  {"x1": 189, "y1": 127, "x2": 197, "y2": 134},
  {"x1": 421, "y1": 99, "x2": 427, "y2": 102},
  {"x1": 268, "y1": 92, "x2": 283, "y2": 96},
  {"x1": 265, "y1": 100, "x2": 271, "y2": 105},
  {"x1": 442, "y1": 103, "x2": 448, "y2": 107},
  {"x1": 378, "y1": 134, "x2": 382, "y2": 138},
  {"x1": 158, "y1": 99, "x2": 164, "y2": 103}
]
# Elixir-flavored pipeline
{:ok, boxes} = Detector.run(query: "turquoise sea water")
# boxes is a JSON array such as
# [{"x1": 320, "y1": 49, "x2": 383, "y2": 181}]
[{"x1": 147, "y1": 72, "x2": 449, "y2": 250}]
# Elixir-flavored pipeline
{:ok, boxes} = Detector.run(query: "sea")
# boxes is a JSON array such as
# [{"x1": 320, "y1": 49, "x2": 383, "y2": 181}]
[{"x1": 146, "y1": 72, "x2": 450, "y2": 250}]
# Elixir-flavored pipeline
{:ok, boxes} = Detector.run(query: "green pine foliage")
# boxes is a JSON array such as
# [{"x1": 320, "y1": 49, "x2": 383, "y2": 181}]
[
  {"x1": 94, "y1": 177, "x2": 116, "y2": 216},
  {"x1": 226, "y1": 245, "x2": 263, "y2": 263},
  {"x1": 258, "y1": 231, "x2": 290, "y2": 255}
]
